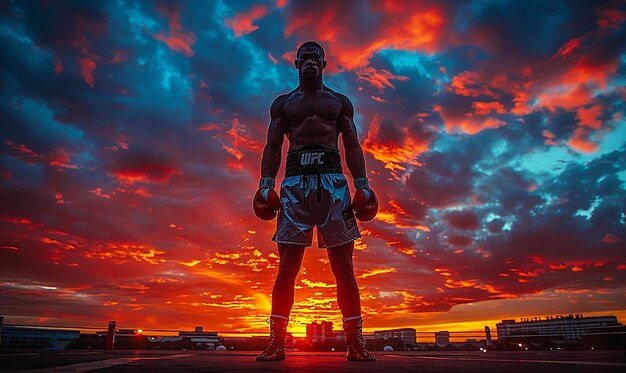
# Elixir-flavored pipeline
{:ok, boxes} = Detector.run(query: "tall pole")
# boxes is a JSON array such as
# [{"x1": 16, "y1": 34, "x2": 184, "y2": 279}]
[
  {"x1": 485, "y1": 326, "x2": 492, "y2": 351},
  {"x1": 105, "y1": 321, "x2": 116, "y2": 350}
]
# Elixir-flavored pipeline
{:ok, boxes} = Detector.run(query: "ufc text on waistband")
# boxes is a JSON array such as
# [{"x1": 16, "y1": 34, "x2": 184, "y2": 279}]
[{"x1": 285, "y1": 145, "x2": 342, "y2": 177}]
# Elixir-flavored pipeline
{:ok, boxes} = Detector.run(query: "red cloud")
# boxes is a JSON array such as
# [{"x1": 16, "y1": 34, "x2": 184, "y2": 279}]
[
  {"x1": 446, "y1": 234, "x2": 473, "y2": 247},
  {"x1": 448, "y1": 71, "x2": 494, "y2": 97},
  {"x1": 597, "y1": 7, "x2": 626, "y2": 32},
  {"x1": 443, "y1": 210, "x2": 479, "y2": 230},
  {"x1": 471, "y1": 101, "x2": 506, "y2": 116},
  {"x1": 567, "y1": 127, "x2": 598, "y2": 153},
  {"x1": 356, "y1": 67, "x2": 408, "y2": 91},
  {"x1": 440, "y1": 112, "x2": 505, "y2": 135},
  {"x1": 576, "y1": 104, "x2": 603, "y2": 130},
  {"x1": 284, "y1": 2, "x2": 444, "y2": 71},
  {"x1": 552, "y1": 36, "x2": 588, "y2": 59},
  {"x1": 225, "y1": 5, "x2": 268, "y2": 37},
  {"x1": 524, "y1": 9, "x2": 622, "y2": 114},
  {"x1": 153, "y1": 4, "x2": 196, "y2": 56},
  {"x1": 216, "y1": 119, "x2": 262, "y2": 170},
  {"x1": 361, "y1": 114, "x2": 430, "y2": 175},
  {"x1": 602, "y1": 234, "x2": 620, "y2": 244},
  {"x1": 76, "y1": 57, "x2": 96, "y2": 88},
  {"x1": 110, "y1": 148, "x2": 179, "y2": 184}
]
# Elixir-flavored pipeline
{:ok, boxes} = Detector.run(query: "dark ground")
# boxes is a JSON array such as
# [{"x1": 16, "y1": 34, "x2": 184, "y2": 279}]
[{"x1": 1, "y1": 350, "x2": 625, "y2": 372}]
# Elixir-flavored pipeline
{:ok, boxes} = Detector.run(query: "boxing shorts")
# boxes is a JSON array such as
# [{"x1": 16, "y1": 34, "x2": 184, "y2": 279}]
[{"x1": 273, "y1": 145, "x2": 361, "y2": 248}]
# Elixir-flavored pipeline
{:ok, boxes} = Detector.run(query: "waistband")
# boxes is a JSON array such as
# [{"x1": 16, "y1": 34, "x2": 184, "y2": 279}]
[{"x1": 285, "y1": 145, "x2": 342, "y2": 177}]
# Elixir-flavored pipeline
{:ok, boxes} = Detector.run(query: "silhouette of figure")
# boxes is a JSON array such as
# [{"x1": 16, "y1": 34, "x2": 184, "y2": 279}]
[{"x1": 253, "y1": 41, "x2": 378, "y2": 362}]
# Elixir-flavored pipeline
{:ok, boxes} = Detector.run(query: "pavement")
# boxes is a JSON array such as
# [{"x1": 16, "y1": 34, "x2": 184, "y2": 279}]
[{"x1": 1, "y1": 350, "x2": 625, "y2": 372}]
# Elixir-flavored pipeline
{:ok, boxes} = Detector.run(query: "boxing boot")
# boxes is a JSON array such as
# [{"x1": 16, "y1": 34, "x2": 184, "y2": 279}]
[
  {"x1": 256, "y1": 316, "x2": 288, "y2": 361},
  {"x1": 343, "y1": 316, "x2": 376, "y2": 361}
]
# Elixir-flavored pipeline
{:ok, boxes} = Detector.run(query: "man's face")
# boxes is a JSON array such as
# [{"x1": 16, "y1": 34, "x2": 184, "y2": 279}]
[{"x1": 296, "y1": 46, "x2": 325, "y2": 79}]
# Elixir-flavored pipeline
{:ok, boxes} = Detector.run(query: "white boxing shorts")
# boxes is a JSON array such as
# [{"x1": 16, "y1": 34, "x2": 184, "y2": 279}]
[{"x1": 272, "y1": 146, "x2": 361, "y2": 248}]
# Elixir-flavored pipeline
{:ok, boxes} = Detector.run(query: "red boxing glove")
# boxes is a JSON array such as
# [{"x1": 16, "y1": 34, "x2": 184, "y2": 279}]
[
  {"x1": 352, "y1": 188, "x2": 378, "y2": 222},
  {"x1": 253, "y1": 188, "x2": 280, "y2": 221}
]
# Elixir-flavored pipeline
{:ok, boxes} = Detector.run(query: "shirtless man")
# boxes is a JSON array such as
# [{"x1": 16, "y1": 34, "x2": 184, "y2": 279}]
[{"x1": 253, "y1": 41, "x2": 378, "y2": 362}]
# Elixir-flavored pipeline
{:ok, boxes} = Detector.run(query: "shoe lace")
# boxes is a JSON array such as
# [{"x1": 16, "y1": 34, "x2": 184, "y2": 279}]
[
  {"x1": 356, "y1": 319, "x2": 366, "y2": 348},
  {"x1": 266, "y1": 318, "x2": 285, "y2": 349},
  {"x1": 346, "y1": 318, "x2": 366, "y2": 349}
]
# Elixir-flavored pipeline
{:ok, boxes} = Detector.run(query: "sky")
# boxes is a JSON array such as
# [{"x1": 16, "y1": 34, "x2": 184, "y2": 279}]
[{"x1": 1, "y1": 0, "x2": 625, "y2": 337}]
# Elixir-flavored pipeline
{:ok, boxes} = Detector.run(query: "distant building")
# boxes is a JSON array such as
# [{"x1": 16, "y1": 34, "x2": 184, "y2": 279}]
[
  {"x1": 178, "y1": 326, "x2": 220, "y2": 350},
  {"x1": 497, "y1": 314, "x2": 620, "y2": 340},
  {"x1": 1, "y1": 326, "x2": 79, "y2": 349},
  {"x1": 435, "y1": 331, "x2": 450, "y2": 347},
  {"x1": 306, "y1": 321, "x2": 342, "y2": 342},
  {"x1": 497, "y1": 314, "x2": 625, "y2": 350},
  {"x1": 374, "y1": 328, "x2": 417, "y2": 345}
]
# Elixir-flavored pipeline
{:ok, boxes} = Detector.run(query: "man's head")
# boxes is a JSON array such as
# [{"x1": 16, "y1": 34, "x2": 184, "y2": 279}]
[{"x1": 295, "y1": 41, "x2": 327, "y2": 79}]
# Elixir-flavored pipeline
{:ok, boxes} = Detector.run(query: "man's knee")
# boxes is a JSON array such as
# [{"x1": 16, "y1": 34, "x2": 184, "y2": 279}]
[
  {"x1": 277, "y1": 243, "x2": 305, "y2": 280},
  {"x1": 328, "y1": 242, "x2": 355, "y2": 276}
]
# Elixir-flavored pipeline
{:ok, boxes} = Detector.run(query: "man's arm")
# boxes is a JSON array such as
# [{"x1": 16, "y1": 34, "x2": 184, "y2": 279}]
[
  {"x1": 260, "y1": 96, "x2": 287, "y2": 179},
  {"x1": 337, "y1": 94, "x2": 378, "y2": 221},
  {"x1": 254, "y1": 96, "x2": 286, "y2": 220},
  {"x1": 338, "y1": 95, "x2": 366, "y2": 180}
]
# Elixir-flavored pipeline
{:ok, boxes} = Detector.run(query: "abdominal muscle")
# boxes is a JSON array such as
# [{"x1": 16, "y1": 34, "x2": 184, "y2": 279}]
[{"x1": 287, "y1": 116, "x2": 339, "y2": 151}]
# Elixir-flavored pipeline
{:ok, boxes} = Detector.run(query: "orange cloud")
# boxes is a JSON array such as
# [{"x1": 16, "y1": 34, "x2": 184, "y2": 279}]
[
  {"x1": 112, "y1": 164, "x2": 178, "y2": 184},
  {"x1": 361, "y1": 114, "x2": 428, "y2": 174},
  {"x1": 448, "y1": 71, "x2": 495, "y2": 98},
  {"x1": 83, "y1": 243, "x2": 166, "y2": 265},
  {"x1": 567, "y1": 127, "x2": 598, "y2": 153},
  {"x1": 285, "y1": 4, "x2": 444, "y2": 71},
  {"x1": 576, "y1": 104, "x2": 603, "y2": 130},
  {"x1": 440, "y1": 110, "x2": 506, "y2": 135},
  {"x1": 356, "y1": 67, "x2": 408, "y2": 91},
  {"x1": 471, "y1": 101, "x2": 506, "y2": 116},
  {"x1": 225, "y1": 5, "x2": 268, "y2": 37},
  {"x1": 217, "y1": 118, "x2": 262, "y2": 169},
  {"x1": 180, "y1": 260, "x2": 202, "y2": 267},
  {"x1": 542, "y1": 129, "x2": 558, "y2": 146},
  {"x1": 358, "y1": 268, "x2": 397, "y2": 279}
]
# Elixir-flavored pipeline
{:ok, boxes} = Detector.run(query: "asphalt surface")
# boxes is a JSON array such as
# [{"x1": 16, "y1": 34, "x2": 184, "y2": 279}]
[{"x1": 1, "y1": 350, "x2": 625, "y2": 372}]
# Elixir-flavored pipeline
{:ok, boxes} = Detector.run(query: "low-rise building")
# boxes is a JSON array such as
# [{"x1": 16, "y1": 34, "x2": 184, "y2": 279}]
[
  {"x1": 496, "y1": 314, "x2": 624, "y2": 350},
  {"x1": 306, "y1": 321, "x2": 343, "y2": 342},
  {"x1": 374, "y1": 328, "x2": 417, "y2": 345},
  {"x1": 1, "y1": 326, "x2": 79, "y2": 349},
  {"x1": 178, "y1": 326, "x2": 220, "y2": 350}
]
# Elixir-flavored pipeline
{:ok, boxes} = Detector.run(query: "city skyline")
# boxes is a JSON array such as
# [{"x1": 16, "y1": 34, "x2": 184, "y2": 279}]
[{"x1": 1, "y1": 0, "x2": 625, "y2": 336}]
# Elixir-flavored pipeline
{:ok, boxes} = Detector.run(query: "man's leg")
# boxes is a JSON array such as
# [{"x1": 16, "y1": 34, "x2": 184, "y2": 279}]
[
  {"x1": 326, "y1": 241, "x2": 360, "y2": 317},
  {"x1": 271, "y1": 243, "x2": 306, "y2": 317},
  {"x1": 257, "y1": 243, "x2": 305, "y2": 361},
  {"x1": 327, "y1": 241, "x2": 375, "y2": 361}
]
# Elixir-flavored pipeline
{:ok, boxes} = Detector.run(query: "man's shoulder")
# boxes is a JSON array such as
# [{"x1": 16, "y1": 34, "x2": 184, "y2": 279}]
[
  {"x1": 323, "y1": 85, "x2": 350, "y2": 102},
  {"x1": 270, "y1": 89, "x2": 297, "y2": 116},
  {"x1": 271, "y1": 89, "x2": 298, "y2": 108},
  {"x1": 323, "y1": 85, "x2": 353, "y2": 114}
]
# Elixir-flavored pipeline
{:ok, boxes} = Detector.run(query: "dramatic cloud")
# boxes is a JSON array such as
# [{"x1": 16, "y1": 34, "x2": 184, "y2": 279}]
[{"x1": 1, "y1": 0, "x2": 625, "y2": 334}]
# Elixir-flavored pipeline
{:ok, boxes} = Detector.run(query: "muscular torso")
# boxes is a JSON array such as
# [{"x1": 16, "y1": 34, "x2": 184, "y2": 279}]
[{"x1": 280, "y1": 90, "x2": 344, "y2": 151}]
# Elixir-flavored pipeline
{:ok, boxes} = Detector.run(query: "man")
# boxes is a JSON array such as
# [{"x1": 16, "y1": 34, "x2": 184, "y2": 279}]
[{"x1": 253, "y1": 41, "x2": 378, "y2": 362}]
